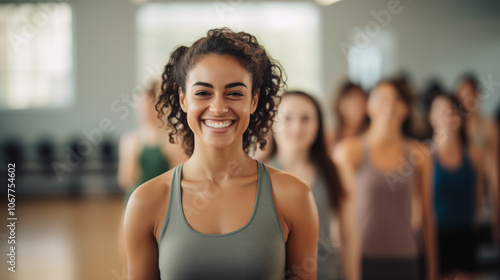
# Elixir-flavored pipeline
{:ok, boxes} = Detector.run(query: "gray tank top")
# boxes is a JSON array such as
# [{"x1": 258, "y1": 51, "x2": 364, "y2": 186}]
[
  {"x1": 269, "y1": 157, "x2": 342, "y2": 280},
  {"x1": 158, "y1": 160, "x2": 286, "y2": 280},
  {"x1": 355, "y1": 137, "x2": 418, "y2": 258}
]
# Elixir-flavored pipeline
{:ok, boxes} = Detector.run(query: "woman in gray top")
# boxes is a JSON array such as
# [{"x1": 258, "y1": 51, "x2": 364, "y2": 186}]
[
  {"x1": 123, "y1": 28, "x2": 319, "y2": 280},
  {"x1": 267, "y1": 90, "x2": 354, "y2": 280},
  {"x1": 333, "y1": 80, "x2": 438, "y2": 280}
]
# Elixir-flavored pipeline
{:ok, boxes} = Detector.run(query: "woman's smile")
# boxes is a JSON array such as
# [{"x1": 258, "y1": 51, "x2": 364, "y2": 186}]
[{"x1": 201, "y1": 118, "x2": 237, "y2": 133}]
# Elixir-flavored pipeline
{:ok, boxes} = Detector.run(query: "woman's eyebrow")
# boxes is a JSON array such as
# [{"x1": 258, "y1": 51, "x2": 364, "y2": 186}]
[
  {"x1": 191, "y1": 82, "x2": 247, "y2": 89},
  {"x1": 225, "y1": 82, "x2": 247, "y2": 89},
  {"x1": 192, "y1": 82, "x2": 213, "y2": 88}
]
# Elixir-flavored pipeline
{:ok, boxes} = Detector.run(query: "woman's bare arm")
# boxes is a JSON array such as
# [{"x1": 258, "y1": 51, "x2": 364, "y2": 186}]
[
  {"x1": 124, "y1": 183, "x2": 161, "y2": 280},
  {"x1": 333, "y1": 138, "x2": 361, "y2": 280},
  {"x1": 485, "y1": 119, "x2": 500, "y2": 244},
  {"x1": 469, "y1": 146, "x2": 485, "y2": 225},
  {"x1": 413, "y1": 142, "x2": 437, "y2": 280},
  {"x1": 271, "y1": 171, "x2": 319, "y2": 280}
]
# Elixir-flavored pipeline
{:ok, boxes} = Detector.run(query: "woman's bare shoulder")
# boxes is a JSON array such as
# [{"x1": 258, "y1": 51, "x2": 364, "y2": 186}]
[
  {"x1": 333, "y1": 136, "x2": 363, "y2": 166},
  {"x1": 265, "y1": 165, "x2": 318, "y2": 235},
  {"x1": 266, "y1": 166, "x2": 315, "y2": 214},
  {"x1": 125, "y1": 168, "x2": 175, "y2": 229},
  {"x1": 266, "y1": 165, "x2": 311, "y2": 197},
  {"x1": 120, "y1": 130, "x2": 139, "y2": 145}
]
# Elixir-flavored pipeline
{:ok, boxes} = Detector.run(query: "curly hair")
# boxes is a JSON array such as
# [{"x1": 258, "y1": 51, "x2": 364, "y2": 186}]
[{"x1": 155, "y1": 27, "x2": 285, "y2": 156}]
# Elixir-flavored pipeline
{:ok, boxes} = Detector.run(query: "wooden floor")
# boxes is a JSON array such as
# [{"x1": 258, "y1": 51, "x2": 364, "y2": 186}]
[{"x1": 1, "y1": 195, "x2": 125, "y2": 280}]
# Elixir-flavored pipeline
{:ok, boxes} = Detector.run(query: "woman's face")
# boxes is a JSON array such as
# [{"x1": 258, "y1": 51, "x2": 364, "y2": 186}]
[
  {"x1": 429, "y1": 96, "x2": 461, "y2": 132},
  {"x1": 339, "y1": 88, "x2": 367, "y2": 126},
  {"x1": 367, "y1": 82, "x2": 408, "y2": 125},
  {"x1": 136, "y1": 93, "x2": 160, "y2": 126},
  {"x1": 273, "y1": 94, "x2": 318, "y2": 153},
  {"x1": 179, "y1": 54, "x2": 258, "y2": 152},
  {"x1": 456, "y1": 81, "x2": 477, "y2": 113}
]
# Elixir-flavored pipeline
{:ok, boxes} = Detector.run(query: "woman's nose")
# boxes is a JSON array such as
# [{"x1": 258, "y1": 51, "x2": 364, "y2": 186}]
[
  {"x1": 209, "y1": 95, "x2": 229, "y2": 115},
  {"x1": 290, "y1": 120, "x2": 302, "y2": 133}
]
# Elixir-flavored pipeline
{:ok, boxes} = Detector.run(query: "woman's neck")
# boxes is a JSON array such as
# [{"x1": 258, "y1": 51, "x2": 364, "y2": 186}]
[
  {"x1": 185, "y1": 139, "x2": 255, "y2": 182},
  {"x1": 365, "y1": 121, "x2": 404, "y2": 144},
  {"x1": 341, "y1": 122, "x2": 362, "y2": 138},
  {"x1": 276, "y1": 148, "x2": 310, "y2": 169},
  {"x1": 433, "y1": 129, "x2": 462, "y2": 151},
  {"x1": 139, "y1": 125, "x2": 163, "y2": 144}
]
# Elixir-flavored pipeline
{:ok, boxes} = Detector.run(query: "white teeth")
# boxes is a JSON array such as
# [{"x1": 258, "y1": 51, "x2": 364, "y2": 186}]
[{"x1": 204, "y1": 120, "x2": 234, "y2": 129}]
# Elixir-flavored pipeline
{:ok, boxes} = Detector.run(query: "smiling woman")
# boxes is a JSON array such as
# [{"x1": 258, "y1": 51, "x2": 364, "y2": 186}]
[
  {"x1": 156, "y1": 28, "x2": 283, "y2": 157},
  {"x1": 123, "y1": 28, "x2": 320, "y2": 280}
]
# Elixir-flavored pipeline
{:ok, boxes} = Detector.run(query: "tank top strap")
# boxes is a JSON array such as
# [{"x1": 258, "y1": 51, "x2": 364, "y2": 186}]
[
  {"x1": 428, "y1": 141, "x2": 437, "y2": 160},
  {"x1": 256, "y1": 160, "x2": 286, "y2": 243},
  {"x1": 158, "y1": 163, "x2": 183, "y2": 243},
  {"x1": 403, "y1": 139, "x2": 412, "y2": 162},
  {"x1": 171, "y1": 162, "x2": 184, "y2": 212},
  {"x1": 256, "y1": 160, "x2": 272, "y2": 208},
  {"x1": 359, "y1": 134, "x2": 370, "y2": 166}
]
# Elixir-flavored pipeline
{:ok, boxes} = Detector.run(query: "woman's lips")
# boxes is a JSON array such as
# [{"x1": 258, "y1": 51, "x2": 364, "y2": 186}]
[{"x1": 201, "y1": 119, "x2": 236, "y2": 134}]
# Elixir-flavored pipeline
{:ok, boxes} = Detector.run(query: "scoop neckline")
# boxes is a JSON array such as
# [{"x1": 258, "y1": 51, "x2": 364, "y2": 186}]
[
  {"x1": 434, "y1": 149, "x2": 465, "y2": 173},
  {"x1": 176, "y1": 159, "x2": 261, "y2": 237},
  {"x1": 363, "y1": 138, "x2": 409, "y2": 175}
]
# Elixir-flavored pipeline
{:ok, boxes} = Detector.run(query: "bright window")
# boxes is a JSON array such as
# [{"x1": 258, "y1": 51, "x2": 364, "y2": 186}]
[
  {"x1": 0, "y1": 3, "x2": 73, "y2": 110},
  {"x1": 348, "y1": 45, "x2": 382, "y2": 91},
  {"x1": 347, "y1": 31, "x2": 396, "y2": 91}
]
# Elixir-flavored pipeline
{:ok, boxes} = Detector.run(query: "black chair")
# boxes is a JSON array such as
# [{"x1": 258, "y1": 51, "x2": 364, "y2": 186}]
[
  {"x1": 1, "y1": 137, "x2": 24, "y2": 174},
  {"x1": 35, "y1": 137, "x2": 56, "y2": 174}
]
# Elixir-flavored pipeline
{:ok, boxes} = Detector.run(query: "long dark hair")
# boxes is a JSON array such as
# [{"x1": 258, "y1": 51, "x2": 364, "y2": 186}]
[
  {"x1": 456, "y1": 72, "x2": 479, "y2": 93},
  {"x1": 427, "y1": 93, "x2": 468, "y2": 147},
  {"x1": 332, "y1": 80, "x2": 369, "y2": 143},
  {"x1": 270, "y1": 91, "x2": 344, "y2": 211}
]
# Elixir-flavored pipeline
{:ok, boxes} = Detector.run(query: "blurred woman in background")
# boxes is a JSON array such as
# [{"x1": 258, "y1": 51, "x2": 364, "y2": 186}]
[
  {"x1": 417, "y1": 79, "x2": 446, "y2": 140},
  {"x1": 268, "y1": 90, "x2": 356, "y2": 280},
  {"x1": 455, "y1": 74, "x2": 500, "y2": 245},
  {"x1": 116, "y1": 80, "x2": 187, "y2": 265},
  {"x1": 333, "y1": 79, "x2": 437, "y2": 280},
  {"x1": 428, "y1": 93, "x2": 483, "y2": 280},
  {"x1": 328, "y1": 81, "x2": 369, "y2": 155}
]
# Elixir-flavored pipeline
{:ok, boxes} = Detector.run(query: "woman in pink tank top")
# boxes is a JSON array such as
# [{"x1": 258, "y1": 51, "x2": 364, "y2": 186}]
[{"x1": 333, "y1": 79, "x2": 437, "y2": 280}]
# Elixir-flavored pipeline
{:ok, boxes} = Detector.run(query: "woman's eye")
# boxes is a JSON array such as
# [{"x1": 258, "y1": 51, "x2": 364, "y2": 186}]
[
  {"x1": 195, "y1": 91, "x2": 209, "y2": 96},
  {"x1": 228, "y1": 92, "x2": 243, "y2": 97}
]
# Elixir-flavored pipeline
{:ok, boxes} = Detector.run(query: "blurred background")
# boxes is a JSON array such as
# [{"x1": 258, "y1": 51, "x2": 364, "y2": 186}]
[{"x1": 0, "y1": 0, "x2": 499, "y2": 279}]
